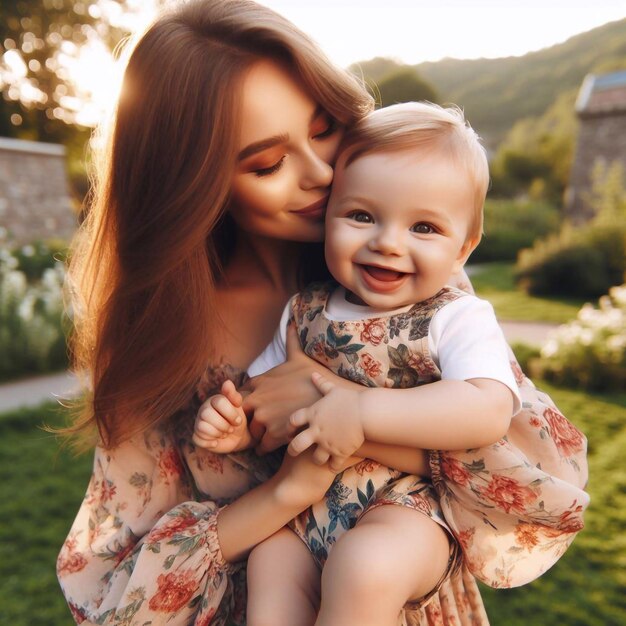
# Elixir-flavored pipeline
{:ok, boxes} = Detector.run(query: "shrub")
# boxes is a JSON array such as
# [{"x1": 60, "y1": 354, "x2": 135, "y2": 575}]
[
  {"x1": 471, "y1": 199, "x2": 559, "y2": 263},
  {"x1": 0, "y1": 241, "x2": 69, "y2": 381},
  {"x1": 515, "y1": 162, "x2": 626, "y2": 298},
  {"x1": 531, "y1": 284, "x2": 626, "y2": 392},
  {"x1": 515, "y1": 224, "x2": 624, "y2": 298},
  {"x1": 12, "y1": 239, "x2": 69, "y2": 281},
  {"x1": 510, "y1": 342, "x2": 540, "y2": 373}
]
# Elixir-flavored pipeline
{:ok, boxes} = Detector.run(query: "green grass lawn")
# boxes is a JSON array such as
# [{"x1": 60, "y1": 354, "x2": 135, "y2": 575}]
[
  {"x1": 0, "y1": 403, "x2": 92, "y2": 626},
  {"x1": 1, "y1": 385, "x2": 624, "y2": 625},
  {"x1": 470, "y1": 262, "x2": 586, "y2": 323}
]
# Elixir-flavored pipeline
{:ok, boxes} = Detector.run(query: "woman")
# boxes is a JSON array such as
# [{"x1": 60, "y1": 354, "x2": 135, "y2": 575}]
[
  {"x1": 57, "y1": 1, "x2": 584, "y2": 625},
  {"x1": 57, "y1": 1, "x2": 450, "y2": 623}
]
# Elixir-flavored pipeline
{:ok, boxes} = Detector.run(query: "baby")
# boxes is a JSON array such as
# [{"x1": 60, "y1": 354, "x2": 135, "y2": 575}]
[{"x1": 194, "y1": 102, "x2": 521, "y2": 624}]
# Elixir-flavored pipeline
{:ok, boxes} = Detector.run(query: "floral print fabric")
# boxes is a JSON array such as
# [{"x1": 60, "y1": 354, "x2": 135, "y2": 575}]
[
  {"x1": 58, "y1": 364, "x2": 489, "y2": 626},
  {"x1": 431, "y1": 354, "x2": 590, "y2": 587},
  {"x1": 57, "y1": 277, "x2": 590, "y2": 625},
  {"x1": 57, "y1": 365, "x2": 279, "y2": 625},
  {"x1": 290, "y1": 281, "x2": 590, "y2": 589}
]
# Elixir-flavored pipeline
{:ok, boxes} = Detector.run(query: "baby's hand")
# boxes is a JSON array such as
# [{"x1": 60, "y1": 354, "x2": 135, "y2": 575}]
[
  {"x1": 287, "y1": 372, "x2": 365, "y2": 471},
  {"x1": 193, "y1": 380, "x2": 253, "y2": 453}
]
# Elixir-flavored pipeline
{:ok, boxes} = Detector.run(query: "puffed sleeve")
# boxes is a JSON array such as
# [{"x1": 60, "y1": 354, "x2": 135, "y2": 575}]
[
  {"x1": 57, "y1": 428, "x2": 244, "y2": 625},
  {"x1": 429, "y1": 346, "x2": 591, "y2": 589}
]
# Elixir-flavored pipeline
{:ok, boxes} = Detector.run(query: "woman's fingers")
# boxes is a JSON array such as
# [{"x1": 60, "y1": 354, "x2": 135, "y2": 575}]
[
  {"x1": 287, "y1": 429, "x2": 315, "y2": 456},
  {"x1": 250, "y1": 419, "x2": 265, "y2": 438}
]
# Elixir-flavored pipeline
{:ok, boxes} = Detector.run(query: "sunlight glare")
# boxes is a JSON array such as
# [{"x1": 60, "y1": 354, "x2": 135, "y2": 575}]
[
  {"x1": 66, "y1": 38, "x2": 125, "y2": 127},
  {"x1": 3, "y1": 50, "x2": 28, "y2": 79},
  {"x1": 70, "y1": 0, "x2": 159, "y2": 127}
]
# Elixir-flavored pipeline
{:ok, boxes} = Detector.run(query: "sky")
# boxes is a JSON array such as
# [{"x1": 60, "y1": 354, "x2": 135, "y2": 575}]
[
  {"x1": 257, "y1": 0, "x2": 626, "y2": 67},
  {"x1": 7, "y1": 0, "x2": 625, "y2": 128}
]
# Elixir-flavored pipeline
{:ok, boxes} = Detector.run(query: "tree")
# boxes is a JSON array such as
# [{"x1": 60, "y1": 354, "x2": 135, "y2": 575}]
[
  {"x1": 376, "y1": 68, "x2": 438, "y2": 108},
  {"x1": 490, "y1": 90, "x2": 578, "y2": 203},
  {"x1": 0, "y1": 1, "x2": 160, "y2": 199}
]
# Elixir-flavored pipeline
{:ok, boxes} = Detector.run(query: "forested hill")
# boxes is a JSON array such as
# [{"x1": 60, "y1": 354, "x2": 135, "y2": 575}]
[{"x1": 351, "y1": 18, "x2": 626, "y2": 146}]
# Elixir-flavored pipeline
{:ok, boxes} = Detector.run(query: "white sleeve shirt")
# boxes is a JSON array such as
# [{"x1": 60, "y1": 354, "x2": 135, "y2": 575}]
[{"x1": 247, "y1": 287, "x2": 521, "y2": 414}]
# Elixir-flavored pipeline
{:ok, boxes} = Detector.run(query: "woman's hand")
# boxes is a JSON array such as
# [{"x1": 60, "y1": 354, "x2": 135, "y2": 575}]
[
  {"x1": 242, "y1": 325, "x2": 328, "y2": 454},
  {"x1": 273, "y1": 446, "x2": 362, "y2": 508}
]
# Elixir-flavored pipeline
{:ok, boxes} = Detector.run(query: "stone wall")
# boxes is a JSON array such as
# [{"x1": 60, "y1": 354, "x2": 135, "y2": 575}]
[
  {"x1": 0, "y1": 137, "x2": 76, "y2": 246},
  {"x1": 566, "y1": 111, "x2": 626, "y2": 222}
]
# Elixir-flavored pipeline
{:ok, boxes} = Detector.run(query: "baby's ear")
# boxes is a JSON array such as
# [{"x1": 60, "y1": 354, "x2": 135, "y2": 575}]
[{"x1": 453, "y1": 236, "x2": 480, "y2": 273}]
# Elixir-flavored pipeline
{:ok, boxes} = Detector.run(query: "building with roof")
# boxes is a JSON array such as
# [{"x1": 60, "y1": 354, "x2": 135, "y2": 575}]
[
  {"x1": 565, "y1": 70, "x2": 626, "y2": 221},
  {"x1": 0, "y1": 137, "x2": 76, "y2": 246}
]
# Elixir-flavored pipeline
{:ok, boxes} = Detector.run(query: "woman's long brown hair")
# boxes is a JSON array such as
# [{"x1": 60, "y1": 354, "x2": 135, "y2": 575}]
[{"x1": 65, "y1": 0, "x2": 373, "y2": 449}]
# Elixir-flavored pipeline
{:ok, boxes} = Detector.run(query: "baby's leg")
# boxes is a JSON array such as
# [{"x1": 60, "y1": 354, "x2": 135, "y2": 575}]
[
  {"x1": 315, "y1": 506, "x2": 451, "y2": 626},
  {"x1": 247, "y1": 526, "x2": 321, "y2": 626}
]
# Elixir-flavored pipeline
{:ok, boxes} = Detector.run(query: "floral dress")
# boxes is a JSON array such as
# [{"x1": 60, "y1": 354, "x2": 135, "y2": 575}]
[
  {"x1": 57, "y1": 365, "x2": 282, "y2": 626},
  {"x1": 58, "y1": 361, "x2": 490, "y2": 626},
  {"x1": 58, "y1": 362, "x2": 490, "y2": 626},
  {"x1": 289, "y1": 281, "x2": 590, "y2": 593}
]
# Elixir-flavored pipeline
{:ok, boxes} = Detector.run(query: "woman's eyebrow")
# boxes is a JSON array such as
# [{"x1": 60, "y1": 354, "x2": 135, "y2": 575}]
[
  {"x1": 237, "y1": 106, "x2": 325, "y2": 161},
  {"x1": 238, "y1": 134, "x2": 289, "y2": 161}
]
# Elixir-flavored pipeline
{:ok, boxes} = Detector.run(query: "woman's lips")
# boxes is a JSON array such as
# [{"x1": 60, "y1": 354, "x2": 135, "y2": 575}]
[
  {"x1": 359, "y1": 264, "x2": 409, "y2": 292},
  {"x1": 294, "y1": 196, "x2": 329, "y2": 220}
]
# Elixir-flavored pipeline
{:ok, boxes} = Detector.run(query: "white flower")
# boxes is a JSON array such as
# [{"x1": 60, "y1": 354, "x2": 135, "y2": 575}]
[
  {"x1": 541, "y1": 339, "x2": 559, "y2": 358},
  {"x1": 17, "y1": 293, "x2": 35, "y2": 322},
  {"x1": 607, "y1": 335, "x2": 626, "y2": 352},
  {"x1": 609, "y1": 285, "x2": 626, "y2": 307}
]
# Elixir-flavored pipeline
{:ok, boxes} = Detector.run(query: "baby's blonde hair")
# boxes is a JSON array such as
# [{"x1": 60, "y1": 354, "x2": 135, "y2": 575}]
[{"x1": 339, "y1": 102, "x2": 490, "y2": 242}]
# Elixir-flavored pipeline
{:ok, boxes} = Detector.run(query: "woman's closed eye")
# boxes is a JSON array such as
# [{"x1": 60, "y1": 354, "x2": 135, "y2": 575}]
[
  {"x1": 346, "y1": 210, "x2": 374, "y2": 223},
  {"x1": 410, "y1": 222, "x2": 437, "y2": 234},
  {"x1": 254, "y1": 156, "x2": 286, "y2": 177}
]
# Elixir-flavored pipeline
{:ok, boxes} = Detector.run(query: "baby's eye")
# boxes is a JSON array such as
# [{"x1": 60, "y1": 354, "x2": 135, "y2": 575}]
[
  {"x1": 347, "y1": 211, "x2": 373, "y2": 223},
  {"x1": 410, "y1": 222, "x2": 435, "y2": 234},
  {"x1": 312, "y1": 114, "x2": 339, "y2": 140}
]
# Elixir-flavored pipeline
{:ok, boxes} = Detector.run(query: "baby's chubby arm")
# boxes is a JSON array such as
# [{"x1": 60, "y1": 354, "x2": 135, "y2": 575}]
[
  {"x1": 356, "y1": 377, "x2": 514, "y2": 450},
  {"x1": 193, "y1": 380, "x2": 256, "y2": 453}
]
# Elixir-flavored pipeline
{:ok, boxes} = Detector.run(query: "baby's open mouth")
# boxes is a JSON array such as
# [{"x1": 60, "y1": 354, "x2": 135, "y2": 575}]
[{"x1": 361, "y1": 265, "x2": 407, "y2": 282}]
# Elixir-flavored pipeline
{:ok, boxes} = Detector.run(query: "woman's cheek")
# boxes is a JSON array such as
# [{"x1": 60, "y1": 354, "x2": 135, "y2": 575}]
[{"x1": 231, "y1": 176, "x2": 288, "y2": 221}]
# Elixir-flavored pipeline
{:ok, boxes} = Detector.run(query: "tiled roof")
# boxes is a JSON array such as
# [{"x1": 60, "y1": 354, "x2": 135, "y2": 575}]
[{"x1": 576, "y1": 70, "x2": 626, "y2": 115}]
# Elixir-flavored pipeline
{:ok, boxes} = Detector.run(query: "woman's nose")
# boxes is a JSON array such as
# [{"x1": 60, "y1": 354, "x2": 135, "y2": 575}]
[
  {"x1": 299, "y1": 148, "x2": 334, "y2": 190},
  {"x1": 369, "y1": 226, "x2": 405, "y2": 256}
]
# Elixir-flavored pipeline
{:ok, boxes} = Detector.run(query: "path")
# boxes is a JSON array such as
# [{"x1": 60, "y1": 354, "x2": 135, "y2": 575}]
[
  {"x1": 499, "y1": 320, "x2": 559, "y2": 346},
  {"x1": 0, "y1": 370, "x2": 80, "y2": 413}
]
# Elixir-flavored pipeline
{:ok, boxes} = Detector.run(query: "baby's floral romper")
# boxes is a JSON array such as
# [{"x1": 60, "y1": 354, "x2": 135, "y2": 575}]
[{"x1": 288, "y1": 281, "x2": 589, "y2": 623}]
